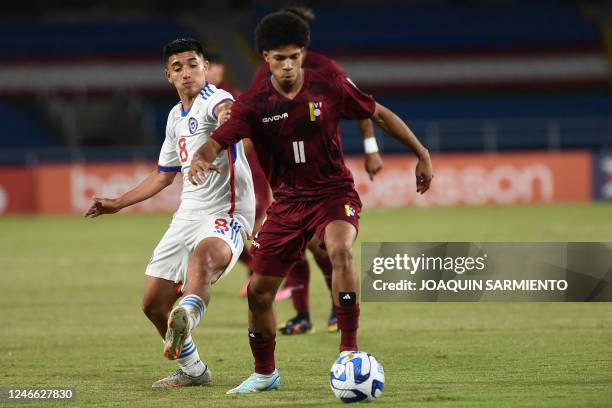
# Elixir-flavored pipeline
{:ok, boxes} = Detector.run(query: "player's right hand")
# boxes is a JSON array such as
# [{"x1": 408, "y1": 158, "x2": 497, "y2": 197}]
[
  {"x1": 84, "y1": 197, "x2": 121, "y2": 218},
  {"x1": 365, "y1": 153, "x2": 383, "y2": 181},
  {"x1": 188, "y1": 157, "x2": 220, "y2": 185},
  {"x1": 415, "y1": 156, "x2": 434, "y2": 194}
]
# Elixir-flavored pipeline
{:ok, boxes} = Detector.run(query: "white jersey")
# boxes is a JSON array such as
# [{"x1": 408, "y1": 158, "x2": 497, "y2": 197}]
[{"x1": 158, "y1": 82, "x2": 255, "y2": 235}]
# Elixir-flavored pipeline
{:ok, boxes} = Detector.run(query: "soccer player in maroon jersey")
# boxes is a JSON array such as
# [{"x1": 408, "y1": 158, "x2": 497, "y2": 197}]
[
  {"x1": 188, "y1": 11, "x2": 433, "y2": 393},
  {"x1": 253, "y1": 6, "x2": 384, "y2": 335}
]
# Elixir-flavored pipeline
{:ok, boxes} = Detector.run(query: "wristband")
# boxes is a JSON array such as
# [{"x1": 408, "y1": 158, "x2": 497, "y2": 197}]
[{"x1": 363, "y1": 137, "x2": 379, "y2": 154}]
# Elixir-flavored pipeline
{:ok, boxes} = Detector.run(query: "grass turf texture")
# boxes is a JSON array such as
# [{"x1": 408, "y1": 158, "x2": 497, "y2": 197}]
[{"x1": 1, "y1": 203, "x2": 611, "y2": 407}]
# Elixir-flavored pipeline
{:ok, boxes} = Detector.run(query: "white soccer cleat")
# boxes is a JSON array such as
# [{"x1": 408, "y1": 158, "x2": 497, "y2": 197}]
[
  {"x1": 226, "y1": 369, "x2": 281, "y2": 394},
  {"x1": 152, "y1": 366, "x2": 212, "y2": 388}
]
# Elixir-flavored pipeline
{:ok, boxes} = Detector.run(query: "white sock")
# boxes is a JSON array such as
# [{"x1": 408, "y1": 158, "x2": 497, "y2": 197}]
[
  {"x1": 177, "y1": 335, "x2": 206, "y2": 376},
  {"x1": 255, "y1": 369, "x2": 277, "y2": 378},
  {"x1": 178, "y1": 294, "x2": 206, "y2": 330}
]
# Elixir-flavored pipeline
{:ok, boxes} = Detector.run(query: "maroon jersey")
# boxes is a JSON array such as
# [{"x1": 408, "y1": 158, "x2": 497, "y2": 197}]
[
  {"x1": 250, "y1": 51, "x2": 347, "y2": 88},
  {"x1": 211, "y1": 69, "x2": 375, "y2": 202}
]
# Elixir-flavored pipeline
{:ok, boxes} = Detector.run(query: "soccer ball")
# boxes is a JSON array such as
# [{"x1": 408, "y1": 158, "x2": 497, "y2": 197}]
[{"x1": 329, "y1": 351, "x2": 385, "y2": 403}]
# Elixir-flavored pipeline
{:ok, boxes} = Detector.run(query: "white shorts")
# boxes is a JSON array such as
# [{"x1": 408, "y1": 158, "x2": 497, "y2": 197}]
[{"x1": 145, "y1": 214, "x2": 246, "y2": 292}]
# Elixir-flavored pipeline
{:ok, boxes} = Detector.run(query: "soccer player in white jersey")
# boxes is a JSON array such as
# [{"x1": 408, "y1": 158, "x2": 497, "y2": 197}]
[{"x1": 84, "y1": 38, "x2": 255, "y2": 388}]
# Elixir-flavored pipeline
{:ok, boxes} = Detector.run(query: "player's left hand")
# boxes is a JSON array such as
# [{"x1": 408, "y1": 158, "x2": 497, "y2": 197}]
[
  {"x1": 415, "y1": 155, "x2": 433, "y2": 194},
  {"x1": 188, "y1": 155, "x2": 220, "y2": 185},
  {"x1": 365, "y1": 153, "x2": 383, "y2": 181}
]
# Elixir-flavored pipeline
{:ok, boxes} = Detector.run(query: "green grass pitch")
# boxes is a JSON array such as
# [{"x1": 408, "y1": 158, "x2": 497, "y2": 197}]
[{"x1": 1, "y1": 203, "x2": 611, "y2": 407}]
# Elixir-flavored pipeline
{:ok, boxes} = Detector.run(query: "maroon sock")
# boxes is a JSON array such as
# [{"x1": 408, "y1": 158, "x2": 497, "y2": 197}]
[
  {"x1": 287, "y1": 259, "x2": 310, "y2": 314},
  {"x1": 249, "y1": 333, "x2": 276, "y2": 374},
  {"x1": 316, "y1": 256, "x2": 333, "y2": 291},
  {"x1": 239, "y1": 247, "x2": 253, "y2": 269},
  {"x1": 335, "y1": 304, "x2": 360, "y2": 352}
]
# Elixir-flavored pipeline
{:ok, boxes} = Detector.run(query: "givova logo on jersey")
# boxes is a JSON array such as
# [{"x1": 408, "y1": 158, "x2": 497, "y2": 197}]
[{"x1": 309, "y1": 101, "x2": 323, "y2": 121}]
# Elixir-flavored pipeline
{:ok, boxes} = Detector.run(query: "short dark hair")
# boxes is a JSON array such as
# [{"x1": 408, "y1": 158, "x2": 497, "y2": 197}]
[
  {"x1": 254, "y1": 11, "x2": 310, "y2": 54},
  {"x1": 282, "y1": 6, "x2": 316, "y2": 24},
  {"x1": 162, "y1": 38, "x2": 204, "y2": 64}
]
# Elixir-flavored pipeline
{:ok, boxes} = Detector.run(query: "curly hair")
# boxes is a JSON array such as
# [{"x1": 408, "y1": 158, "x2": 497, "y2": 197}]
[
  {"x1": 282, "y1": 6, "x2": 315, "y2": 24},
  {"x1": 254, "y1": 11, "x2": 310, "y2": 54}
]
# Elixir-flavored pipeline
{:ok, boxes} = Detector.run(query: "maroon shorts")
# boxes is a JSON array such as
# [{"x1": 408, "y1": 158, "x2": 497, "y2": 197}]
[{"x1": 251, "y1": 190, "x2": 362, "y2": 277}]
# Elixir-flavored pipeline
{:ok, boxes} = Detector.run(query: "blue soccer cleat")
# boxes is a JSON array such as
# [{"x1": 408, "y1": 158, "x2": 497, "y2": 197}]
[{"x1": 226, "y1": 369, "x2": 281, "y2": 394}]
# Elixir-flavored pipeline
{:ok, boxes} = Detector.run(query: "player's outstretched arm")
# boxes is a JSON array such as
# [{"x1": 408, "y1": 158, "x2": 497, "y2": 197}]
[
  {"x1": 358, "y1": 118, "x2": 383, "y2": 181},
  {"x1": 84, "y1": 170, "x2": 176, "y2": 218},
  {"x1": 371, "y1": 102, "x2": 433, "y2": 193},
  {"x1": 188, "y1": 138, "x2": 223, "y2": 185}
]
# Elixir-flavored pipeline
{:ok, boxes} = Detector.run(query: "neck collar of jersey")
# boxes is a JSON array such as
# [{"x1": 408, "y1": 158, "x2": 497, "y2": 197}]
[{"x1": 180, "y1": 81, "x2": 209, "y2": 117}]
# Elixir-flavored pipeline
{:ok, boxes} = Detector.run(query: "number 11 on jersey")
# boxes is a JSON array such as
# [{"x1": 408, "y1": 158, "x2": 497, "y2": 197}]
[{"x1": 293, "y1": 140, "x2": 306, "y2": 163}]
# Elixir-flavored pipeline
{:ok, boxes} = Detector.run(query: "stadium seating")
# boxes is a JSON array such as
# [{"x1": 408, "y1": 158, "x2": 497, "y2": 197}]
[
  {"x1": 0, "y1": 2, "x2": 609, "y2": 162},
  {"x1": 0, "y1": 20, "x2": 193, "y2": 58}
]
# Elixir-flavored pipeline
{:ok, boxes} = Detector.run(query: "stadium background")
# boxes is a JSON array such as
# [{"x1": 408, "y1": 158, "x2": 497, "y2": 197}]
[{"x1": 1, "y1": 1, "x2": 611, "y2": 407}]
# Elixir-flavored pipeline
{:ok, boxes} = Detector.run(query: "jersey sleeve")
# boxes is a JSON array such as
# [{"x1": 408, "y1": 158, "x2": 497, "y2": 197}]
[
  {"x1": 157, "y1": 112, "x2": 181, "y2": 172},
  {"x1": 336, "y1": 75, "x2": 376, "y2": 120},
  {"x1": 206, "y1": 88, "x2": 235, "y2": 122},
  {"x1": 210, "y1": 97, "x2": 254, "y2": 148}
]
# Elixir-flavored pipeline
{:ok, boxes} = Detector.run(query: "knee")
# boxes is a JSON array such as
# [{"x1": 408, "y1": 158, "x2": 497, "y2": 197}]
[
  {"x1": 327, "y1": 242, "x2": 353, "y2": 269},
  {"x1": 247, "y1": 282, "x2": 275, "y2": 311},
  {"x1": 193, "y1": 248, "x2": 227, "y2": 283}
]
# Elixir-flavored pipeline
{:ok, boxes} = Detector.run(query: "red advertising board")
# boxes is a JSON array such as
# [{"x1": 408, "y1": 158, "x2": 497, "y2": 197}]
[
  {"x1": 0, "y1": 167, "x2": 35, "y2": 214},
  {"x1": 0, "y1": 151, "x2": 594, "y2": 215},
  {"x1": 345, "y1": 151, "x2": 591, "y2": 207},
  {"x1": 34, "y1": 163, "x2": 181, "y2": 214}
]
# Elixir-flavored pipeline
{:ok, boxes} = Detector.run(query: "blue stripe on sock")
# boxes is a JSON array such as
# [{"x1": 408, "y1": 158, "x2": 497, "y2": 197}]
[
  {"x1": 181, "y1": 295, "x2": 204, "y2": 306},
  {"x1": 180, "y1": 301, "x2": 203, "y2": 315},
  {"x1": 180, "y1": 298, "x2": 202, "y2": 308},
  {"x1": 181, "y1": 295, "x2": 202, "y2": 303},
  {"x1": 182, "y1": 294, "x2": 201, "y2": 301},
  {"x1": 180, "y1": 298, "x2": 204, "y2": 314},
  {"x1": 181, "y1": 342, "x2": 195, "y2": 353},
  {"x1": 181, "y1": 343, "x2": 195, "y2": 354},
  {"x1": 179, "y1": 348, "x2": 196, "y2": 359},
  {"x1": 179, "y1": 344, "x2": 196, "y2": 358}
]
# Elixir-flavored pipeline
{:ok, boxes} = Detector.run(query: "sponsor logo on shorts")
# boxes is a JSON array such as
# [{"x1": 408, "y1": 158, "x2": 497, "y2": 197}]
[
  {"x1": 229, "y1": 219, "x2": 242, "y2": 247},
  {"x1": 252, "y1": 240, "x2": 260, "y2": 248},
  {"x1": 213, "y1": 218, "x2": 242, "y2": 248},
  {"x1": 344, "y1": 204, "x2": 355, "y2": 217}
]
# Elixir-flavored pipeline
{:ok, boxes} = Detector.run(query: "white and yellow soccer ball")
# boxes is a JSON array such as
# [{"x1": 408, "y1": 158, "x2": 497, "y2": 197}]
[{"x1": 329, "y1": 351, "x2": 385, "y2": 403}]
